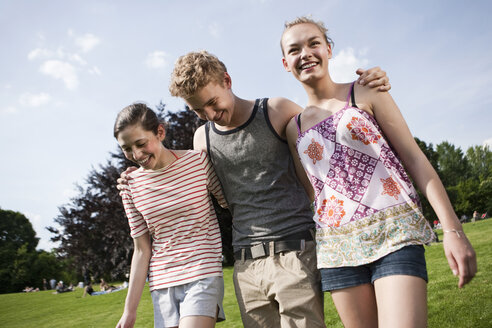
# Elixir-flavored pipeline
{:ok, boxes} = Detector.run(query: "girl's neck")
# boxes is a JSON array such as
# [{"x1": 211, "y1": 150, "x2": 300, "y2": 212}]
[
  {"x1": 303, "y1": 74, "x2": 337, "y2": 107},
  {"x1": 153, "y1": 147, "x2": 178, "y2": 171}
]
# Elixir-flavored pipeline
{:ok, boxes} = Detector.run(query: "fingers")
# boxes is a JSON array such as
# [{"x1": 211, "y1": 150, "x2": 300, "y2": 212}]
[
  {"x1": 125, "y1": 166, "x2": 138, "y2": 174},
  {"x1": 356, "y1": 67, "x2": 390, "y2": 91},
  {"x1": 444, "y1": 234, "x2": 477, "y2": 288},
  {"x1": 458, "y1": 245, "x2": 477, "y2": 288}
]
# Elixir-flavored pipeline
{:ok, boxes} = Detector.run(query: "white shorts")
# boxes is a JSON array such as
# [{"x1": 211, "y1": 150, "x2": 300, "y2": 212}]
[{"x1": 151, "y1": 276, "x2": 225, "y2": 327}]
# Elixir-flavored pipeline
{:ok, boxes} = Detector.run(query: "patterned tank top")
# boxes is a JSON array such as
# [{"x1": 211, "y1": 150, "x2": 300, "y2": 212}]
[{"x1": 295, "y1": 82, "x2": 434, "y2": 268}]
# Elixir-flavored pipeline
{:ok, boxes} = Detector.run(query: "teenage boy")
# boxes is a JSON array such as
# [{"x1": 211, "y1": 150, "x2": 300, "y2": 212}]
[{"x1": 165, "y1": 50, "x2": 389, "y2": 328}]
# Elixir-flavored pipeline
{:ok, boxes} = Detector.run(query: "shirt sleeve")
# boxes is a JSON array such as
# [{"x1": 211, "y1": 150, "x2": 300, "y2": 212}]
[
  {"x1": 120, "y1": 184, "x2": 149, "y2": 238},
  {"x1": 200, "y1": 151, "x2": 228, "y2": 208}
]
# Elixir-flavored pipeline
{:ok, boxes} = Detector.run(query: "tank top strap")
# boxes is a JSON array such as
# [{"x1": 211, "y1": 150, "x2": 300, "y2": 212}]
[
  {"x1": 343, "y1": 81, "x2": 357, "y2": 109},
  {"x1": 295, "y1": 113, "x2": 302, "y2": 135}
]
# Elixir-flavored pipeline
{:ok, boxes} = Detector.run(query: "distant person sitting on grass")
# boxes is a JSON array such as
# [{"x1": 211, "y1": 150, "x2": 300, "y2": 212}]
[
  {"x1": 100, "y1": 278, "x2": 116, "y2": 291},
  {"x1": 83, "y1": 281, "x2": 126, "y2": 297},
  {"x1": 53, "y1": 281, "x2": 73, "y2": 294}
]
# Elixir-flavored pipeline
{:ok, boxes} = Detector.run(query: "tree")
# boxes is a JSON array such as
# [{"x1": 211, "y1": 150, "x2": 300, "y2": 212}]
[
  {"x1": 466, "y1": 145, "x2": 492, "y2": 182},
  {"x1": 48, "y1": 160, "x2": 133, "y2": 282},
  {"x1": 0, "y1": 209, "x2": 39, "y2": 293},
  {"x1": 436, "y1": 141, "x2": 469, "y2": 187}
]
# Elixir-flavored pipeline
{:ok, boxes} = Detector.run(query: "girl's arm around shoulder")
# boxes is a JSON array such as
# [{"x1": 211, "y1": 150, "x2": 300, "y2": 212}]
[
  {"x1": 267, "y1": 97, "x2": 304, "y2": 140},
  {"x1": 358, "y1": 84, "x2": 477, "y2": 288},
  {"x1": 286, "y1": 117, "x2": 314, "y2": 202}
]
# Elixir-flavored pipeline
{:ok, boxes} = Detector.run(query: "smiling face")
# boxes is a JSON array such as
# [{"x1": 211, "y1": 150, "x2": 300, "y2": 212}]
[
  {"x1": 117, "y1": 123, "x2": 166, "y2": 170},
  {"x1": 184, "y1": 73, "x2": 236, "y2": 127},
  {"x1": 281, "y1": 23, "x2": 332, "y2": 84}
]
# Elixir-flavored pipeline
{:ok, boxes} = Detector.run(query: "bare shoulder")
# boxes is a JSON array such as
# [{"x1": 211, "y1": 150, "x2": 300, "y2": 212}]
[
  {"x1": 268, "y1": 97, "x2": 303, "y2": 115},
  {"x1": 267, "y1": 97, "x2": 303, "y2": 139},
  {"x1": 193, "y1": 124, "x2": 207, "y2": 152},
  {"x1": 352, "y1": 82, "x2": 389, "y2": 116},
  {"x1": 285, "y1": 115, "x2": 300, "y2": 142}
]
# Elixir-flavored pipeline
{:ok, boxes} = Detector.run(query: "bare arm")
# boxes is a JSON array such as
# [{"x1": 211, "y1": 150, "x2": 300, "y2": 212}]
[
  {"x1": 286, "y1": 117, "x2": 314, "y2": 202},
  {"x1": 361, "y1": 85, "x2": 476, "y2": 288},
  {"x1": 116, "y1": 233, "x2": 151, "y2": 328},
  {"x1": 267, "y1": 97, "x2": 304, "y2": 139},
  {"x1": 193, "y1": 125, "x2": 207, "y2": 152}
]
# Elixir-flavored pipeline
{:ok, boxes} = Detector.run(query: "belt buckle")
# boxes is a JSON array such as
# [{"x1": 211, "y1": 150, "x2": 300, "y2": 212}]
[{"x1": 250, "y1": 243, "x2": 266, "y2": 259}]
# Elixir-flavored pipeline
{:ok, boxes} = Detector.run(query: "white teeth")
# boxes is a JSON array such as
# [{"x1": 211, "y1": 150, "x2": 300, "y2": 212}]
[
  {"x1": 300, "y1": 63, "x2": 317, "y2": 69},
  {"x1": 138, "y1": 157, "x2": 150, "y2": 165}
]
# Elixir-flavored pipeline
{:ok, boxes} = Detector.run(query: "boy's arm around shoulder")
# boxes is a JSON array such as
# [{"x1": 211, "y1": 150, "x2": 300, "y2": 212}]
[
  {"x1": 267, "y1": 97, "x2": 303, "y2": 140},
  {"x1": 286, "y1": 117, "x2": 314, "y2": 202}
]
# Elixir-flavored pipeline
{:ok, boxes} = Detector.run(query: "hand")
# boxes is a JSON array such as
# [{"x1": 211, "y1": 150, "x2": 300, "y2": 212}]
[
  {"x1": 356, "y1": 67, "x2": 391, "y2": 91},
  {"x1": 443, "y1": 231, "x2": 477, "y2": 288},
  {"x1": 116, "y1": 167, "x2": 138, "y2": 195},
  {"x1": 115, "y1": 311, "x2": 136, "y2": 328}
]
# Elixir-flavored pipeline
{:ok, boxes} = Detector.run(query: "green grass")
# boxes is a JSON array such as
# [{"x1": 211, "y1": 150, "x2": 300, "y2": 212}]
[{"x1": 1, "y1": 220, "x2": 491, "y2": 327}]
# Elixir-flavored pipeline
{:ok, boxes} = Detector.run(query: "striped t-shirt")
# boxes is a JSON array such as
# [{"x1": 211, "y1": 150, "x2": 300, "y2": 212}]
[{"x1": 121, "y1": 150, "x2": 227, "y2": 291}]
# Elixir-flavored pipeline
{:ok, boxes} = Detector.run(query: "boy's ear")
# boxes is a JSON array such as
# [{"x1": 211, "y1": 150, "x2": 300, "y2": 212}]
[
  {"x1": 223, "y1": 72, "x2": 232, "y2": 89},
  {"x1": 282, "y1": 57, "x2": 291, "y2": 72},
  {"x1": 327, "y1": 43, "x2": 333, "y2": 59}
]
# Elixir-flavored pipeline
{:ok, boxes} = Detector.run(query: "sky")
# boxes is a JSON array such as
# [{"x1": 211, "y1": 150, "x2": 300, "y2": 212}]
[{"x1": 1, "y1": 0, "x2": 491, "y2": 251}]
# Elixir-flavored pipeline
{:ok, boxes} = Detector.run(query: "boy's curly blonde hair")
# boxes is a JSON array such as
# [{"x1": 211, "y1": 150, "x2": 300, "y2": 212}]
[
  {"x1": 281, "y1": 16, "x2": 334, "y2": 55},
  {"x1": 169, "y1": 50, "x2": 228, "y2": 99}
]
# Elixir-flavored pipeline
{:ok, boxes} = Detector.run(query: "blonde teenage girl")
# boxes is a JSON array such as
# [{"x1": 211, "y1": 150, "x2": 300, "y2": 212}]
[{"x1": 281, "y1": 17, "x2": 476, "y2": 328}]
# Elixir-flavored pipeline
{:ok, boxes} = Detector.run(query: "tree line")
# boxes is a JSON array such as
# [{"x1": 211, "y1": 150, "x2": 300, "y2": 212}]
[{"x1": 1, "y1": 103, "x2": 490, "y2": 293}]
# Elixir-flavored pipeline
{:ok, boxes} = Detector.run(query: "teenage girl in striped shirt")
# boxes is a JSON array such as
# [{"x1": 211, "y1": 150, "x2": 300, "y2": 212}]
[{"x1": 114, "y1": 103, "x2": 227, "y2": 328}]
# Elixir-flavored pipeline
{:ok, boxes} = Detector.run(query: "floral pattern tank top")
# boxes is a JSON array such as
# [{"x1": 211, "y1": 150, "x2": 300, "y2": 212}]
[{"x1": 295, "y1": 82, "x2": 434, "y2": 268}]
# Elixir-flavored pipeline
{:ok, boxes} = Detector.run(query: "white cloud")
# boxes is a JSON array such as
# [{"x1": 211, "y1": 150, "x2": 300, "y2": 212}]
[
  {"x1": 483, "y1": 138, "x2": 492, "y2": 148},
  {"x1": 68, "y1": 53, "x2": 87, "y2": 65},
  {"x1": 19, "y1": 92, "x2": 52, "y2": 107},
  {"x1": 208, "y1": 22, "x2": 221, "y2": 38},
  {"x1": 145, "y1": 51, "x2": 168, "y2": 69},
  {"x1": 40, "y1": 60, "x2": 79, "y2": 90},
  {"x1": 1, "y1": 106, "x2": 17, "y2": 114},
  {"x1": 75, "y1": 33, "x2": 101, "y2": 53},
  {"x1": 330, "y1": 47, "x2": 370, "y2": 83},
  {"x1": 28, "y1": 48, "x2": 54, "y2": 60},
  {"x1": 88, "y1": 66, "x2": 101, "y2": 75}
]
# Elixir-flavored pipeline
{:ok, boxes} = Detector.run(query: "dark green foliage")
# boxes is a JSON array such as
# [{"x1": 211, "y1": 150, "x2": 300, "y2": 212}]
[
  {"x1": 436, "y1": 141, "x2": 469, "y2": 187},
  {"x1": 0, "y1": 209, "x2": 39, "y2": 293},
  {"x1": 48, "y1": 161, "x2": 133, "y2": 282},
  {"x1": 414, "y1": 139, "x2": 492, "y2": 221}
]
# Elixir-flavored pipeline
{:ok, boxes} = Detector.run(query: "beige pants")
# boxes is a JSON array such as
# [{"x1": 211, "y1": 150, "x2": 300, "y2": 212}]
[{"x1": 233, "y1": 241, "x2": 325, "y2": 328}]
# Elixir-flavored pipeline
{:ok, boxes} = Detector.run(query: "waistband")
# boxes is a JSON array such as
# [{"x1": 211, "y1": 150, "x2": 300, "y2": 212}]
[{"x1": 234, "y1": 229, "x2": 314, "y2": 261}]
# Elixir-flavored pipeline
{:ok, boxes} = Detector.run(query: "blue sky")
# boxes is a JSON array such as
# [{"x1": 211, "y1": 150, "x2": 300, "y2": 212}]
[{"x1": 1, "y1": 0, "x2": 491, "y2": 250}]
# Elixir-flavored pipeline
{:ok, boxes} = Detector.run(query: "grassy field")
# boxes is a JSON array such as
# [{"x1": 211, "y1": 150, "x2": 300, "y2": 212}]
[{"x1": 1, "y1": 219, "x2": 490, "y2": 327}]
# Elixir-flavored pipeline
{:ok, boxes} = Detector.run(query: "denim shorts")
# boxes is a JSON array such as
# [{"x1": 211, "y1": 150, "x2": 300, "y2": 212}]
[
  {"x1": 320, "y1": 245, "x2": 428, "y2": 292},
  {"x1": 151, "y1": 276, "x2": 225, "y2": 327}
]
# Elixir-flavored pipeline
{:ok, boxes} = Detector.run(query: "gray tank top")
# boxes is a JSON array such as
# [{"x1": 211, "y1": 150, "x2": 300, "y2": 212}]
[{"x1": 205, "y1": 98, "x2": 314, "y2": 249}]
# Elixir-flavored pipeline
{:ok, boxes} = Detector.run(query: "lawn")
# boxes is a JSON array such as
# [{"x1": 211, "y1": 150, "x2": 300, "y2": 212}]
[{"x1": 1, "y1": 219, "x2": 490, "y2": 327}]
